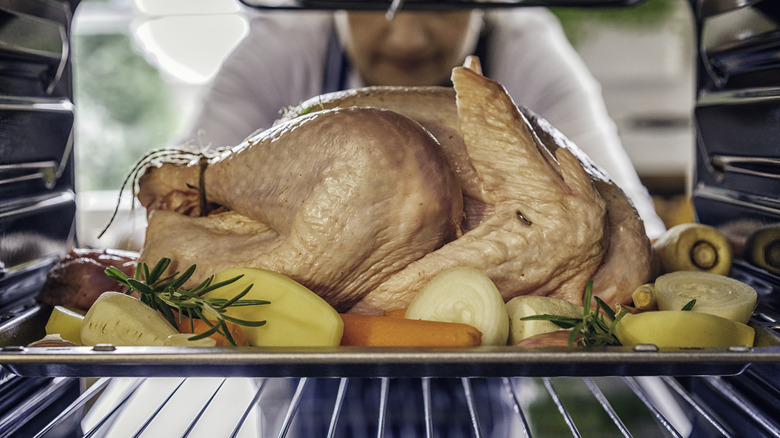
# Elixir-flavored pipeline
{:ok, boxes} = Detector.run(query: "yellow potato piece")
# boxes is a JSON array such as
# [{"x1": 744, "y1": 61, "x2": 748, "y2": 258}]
[
  {"x1": 614, "y1": 310, "x2": 754, "y2": 348},
  {"x1": 45, "y1": 305, "x2": 85, "y2": 345},
  {"x1": 209, "y1": 268, "x2": 343, "y2": 347}
]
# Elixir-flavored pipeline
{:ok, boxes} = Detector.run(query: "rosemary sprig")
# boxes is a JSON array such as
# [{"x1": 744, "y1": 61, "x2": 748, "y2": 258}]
[
  {"x1": 105, "y1": 258, "x2": 269, "y2": 346},
  {"x1": 520, "y1": 280, "x2": 629, "y2": 347},
  {"x1": 280, "y1": 97, "x2": 325, "y2": 119}
]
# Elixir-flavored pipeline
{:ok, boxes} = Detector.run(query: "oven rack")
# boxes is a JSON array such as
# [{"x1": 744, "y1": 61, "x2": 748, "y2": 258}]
[
  {"x1": 1, "y1": 302, "x2": 777, "y2": 437},
  {"x1": 4, "y1": 371, "x2": 779, "y2": 438}
]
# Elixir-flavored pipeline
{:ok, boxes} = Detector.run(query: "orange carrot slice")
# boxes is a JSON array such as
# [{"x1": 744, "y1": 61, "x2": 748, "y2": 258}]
[{"x1": 340, "y1": 313, "x2": 481, "y2": 347}]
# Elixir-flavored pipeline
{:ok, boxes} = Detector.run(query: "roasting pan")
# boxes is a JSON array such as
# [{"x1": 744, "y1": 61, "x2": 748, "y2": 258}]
[
  {"x1": 0, "y1": 0, "x2": 779, "y2": 382},
  {"x1": 0, "y1": 297, "x2": 777, "y2": 378}
]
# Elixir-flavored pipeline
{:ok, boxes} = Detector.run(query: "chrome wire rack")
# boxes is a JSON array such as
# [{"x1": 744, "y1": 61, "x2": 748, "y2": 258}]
[{"x1": 6, "y1": 370, "x2": 779, "y2": 438}]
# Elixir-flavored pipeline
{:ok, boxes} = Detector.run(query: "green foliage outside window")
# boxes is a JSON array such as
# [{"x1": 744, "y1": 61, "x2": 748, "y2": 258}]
[
  {"x1": 552, "y1": 0, "x2": 677, "y2": 45},
  {"x1": 73, "y1": 31, "x2": 179, "y2": 191}
]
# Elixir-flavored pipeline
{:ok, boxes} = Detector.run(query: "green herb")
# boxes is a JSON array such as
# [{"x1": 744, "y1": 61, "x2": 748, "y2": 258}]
[
  {"x1": 520, "y1": 280, "x2": 629, "y2": 347},
  {"x1": 280, "y1": 98, "x2": 326, "y2": 120},
  {"x1": 105, "y1": 258, "x2": 269, "y2": 346},
  {"x1": 681, "y1": 299, "x2": 696, "y2": 311},
  {"x1": 293, "y1": 105, "x2": 314, "y2": 117}
]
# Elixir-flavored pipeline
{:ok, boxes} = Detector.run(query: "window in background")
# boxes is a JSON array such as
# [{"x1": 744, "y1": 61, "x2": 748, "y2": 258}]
[
  {"x1": 553, "y1": 0, "x2": 696, "y2": 227},
  {"x1": 553, "y1": 0, "x2": 695, "y2": 193},
  {"x1": 72, "y1": 0, "x2": 248, "y2": 248}
]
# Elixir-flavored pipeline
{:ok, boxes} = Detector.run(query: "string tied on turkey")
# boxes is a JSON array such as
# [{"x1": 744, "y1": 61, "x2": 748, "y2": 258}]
[
  {"x1": 97, "y1": 146, "x2": 217, "y2": 239},
  {"x1": 194, "y1": 154, "x2": 210, "y2": 217}
]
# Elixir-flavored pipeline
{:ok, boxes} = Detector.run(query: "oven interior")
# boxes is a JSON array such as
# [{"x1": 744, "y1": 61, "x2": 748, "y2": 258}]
[{"x1": 0, "y1": 0, "x2": 779, "y2": 436}]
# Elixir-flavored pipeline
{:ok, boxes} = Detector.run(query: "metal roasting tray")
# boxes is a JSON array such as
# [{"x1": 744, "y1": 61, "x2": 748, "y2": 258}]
[{"x1": 0, "y1": 303, "x2": 778, "y2": 379}]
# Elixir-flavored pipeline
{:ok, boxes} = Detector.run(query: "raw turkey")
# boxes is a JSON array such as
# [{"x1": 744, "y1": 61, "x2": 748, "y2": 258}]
[
  {"x1": 138, "y1": 107, "x2": 462, "y2": 311},
  {"x1": 135, "y1": 65, "x2": 655, "y2": 314}
]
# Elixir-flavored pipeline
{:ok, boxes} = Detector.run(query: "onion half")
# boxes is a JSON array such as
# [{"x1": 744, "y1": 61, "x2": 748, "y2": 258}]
[
  {"x1": 653, "y1": 271, "x2": 757, "y2": 324},
  {"x1": 405, "y1": 266, "x2": 509, "y2": 346}
]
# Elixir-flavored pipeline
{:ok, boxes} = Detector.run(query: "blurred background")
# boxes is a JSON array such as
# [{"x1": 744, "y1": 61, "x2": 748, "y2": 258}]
[{"x1": 72, "y1": 0, "x2": 696, "y2": 248}]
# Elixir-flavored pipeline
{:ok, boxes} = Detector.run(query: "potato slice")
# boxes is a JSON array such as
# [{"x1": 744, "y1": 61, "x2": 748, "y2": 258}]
[
  {"x1": 208, "y1": 268, "x2": 343, "y2": 347},
  {"x1": 614, "y1": 310, "x2": 754, "y2": 348},
  {"x1": 45, "y1": 305, "x2": 86, "y2": 345}
]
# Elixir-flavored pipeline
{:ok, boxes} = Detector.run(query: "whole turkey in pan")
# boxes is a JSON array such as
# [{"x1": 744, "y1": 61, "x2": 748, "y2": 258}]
[{"x1": 135, "y1": 63, "x2": 656, "y2": 314}]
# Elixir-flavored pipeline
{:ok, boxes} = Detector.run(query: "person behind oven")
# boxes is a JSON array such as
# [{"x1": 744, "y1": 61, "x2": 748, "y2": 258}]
[{"x1": 182, "y1": 6, "x2": 666, "y2": 239}]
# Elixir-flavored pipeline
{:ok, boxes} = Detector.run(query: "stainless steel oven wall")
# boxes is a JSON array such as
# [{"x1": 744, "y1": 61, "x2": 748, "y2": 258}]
[
  {"x1": 0, "y1": 0, "x2": 79, "y2": 312},
  {"x1": 0, "y1": 1, "x2": 81, "y2": 436},
  {"x1": 691, "y1": 0, "x2": 780, "y2": 293},
  {"x1": 689, "y1": 1, "x2": 780, "y2": 435}
]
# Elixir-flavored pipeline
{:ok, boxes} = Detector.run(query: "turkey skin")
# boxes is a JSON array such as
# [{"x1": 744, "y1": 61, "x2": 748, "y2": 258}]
[
  {"x1": 136, "y1": 66, "x2": 655, "y2": 314},
  {"x1": 137, "y1": 107, "x2": 462, "y2": 312}
]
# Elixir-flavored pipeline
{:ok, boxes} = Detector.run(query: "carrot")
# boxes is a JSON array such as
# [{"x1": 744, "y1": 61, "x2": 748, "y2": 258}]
[
  {"x1": 176, "y1": 316, "x2": 249, "y2": 347},
  {"x1": 340, "y1": 313, "x2": 482, "y2": 347},
  {"x1": 383, "y1": 308, "x2": 407, "y2": 318}
]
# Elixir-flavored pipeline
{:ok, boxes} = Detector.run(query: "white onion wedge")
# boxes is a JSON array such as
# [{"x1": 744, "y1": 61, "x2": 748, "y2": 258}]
[
  {"x1": 653, "y1": 271, "x2": 757, "y2": 324},
  {"x1": 405, "y1": 266, "x2": 509, "y2": 346},
  {"x1": 506, "y1": 295, "x2": 583, "y2": 344}
]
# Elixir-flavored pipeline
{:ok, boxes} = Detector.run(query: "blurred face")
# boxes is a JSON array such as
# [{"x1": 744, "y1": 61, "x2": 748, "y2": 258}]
[{"x1": 335, "y1": 10, "x2": 483, "y2": 86}]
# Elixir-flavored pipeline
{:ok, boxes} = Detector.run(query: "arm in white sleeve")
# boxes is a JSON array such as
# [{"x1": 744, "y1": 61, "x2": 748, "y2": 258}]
[
  {"x1": 486, "y1": 9, "x2": 666, "y2": 238},
  {"x1": 181, "y1": 11, "x2": 333, "y2": 149}
]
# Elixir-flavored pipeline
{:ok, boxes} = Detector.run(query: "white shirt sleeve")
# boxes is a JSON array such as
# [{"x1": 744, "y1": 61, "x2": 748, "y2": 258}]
[
  {"x1": 181, "y1": 11, "x2": 334, "y2": 149},
  {"x1": 485, "y1": 8, "x2": 666, "y2": 238}
]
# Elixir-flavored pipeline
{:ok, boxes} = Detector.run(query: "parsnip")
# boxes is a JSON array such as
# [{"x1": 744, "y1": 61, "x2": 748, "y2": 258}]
[
  {"x1": 653, "y1": 271, "x2": 757, "y2": 324},
  {"x1": 208, "y1": 268, "x2": 343, "y2": 347},
  {"x1": 653, "y1": 223, "x2": 732, "y2": 275},
  {"x1": 743, "y1": 224, "x2": 780, "y2": 274},
  {"x1": 506, "y1": 296, "x2": 583, "y2": 344},
  {"x1": 405, "y1": 266, "x2": 509, "y2": 346},
  {"x1": 45, "y1": 305, "x2": 86, "y2": 345},
  {"x1": 614, "y1": 310, "x2": 754, "y2": 348},
  {"x1": 81, "y1": 292, "x2": 178, "y2": 346},
  {"x1": 631, "y1": 284, "x2": 657, "y2": 311}
]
